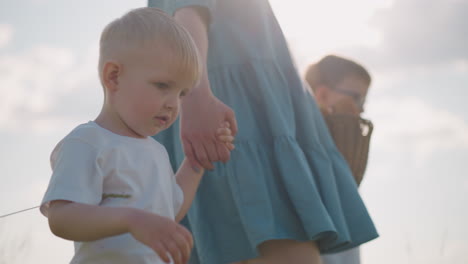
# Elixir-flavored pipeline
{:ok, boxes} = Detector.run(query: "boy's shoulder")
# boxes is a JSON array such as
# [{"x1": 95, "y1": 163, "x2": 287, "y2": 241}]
[
  {"x1": 61, "y1": 121, "x2": 110, "y2": 147},
  {"x1": 58, "y1": 122, "x2": 167, "y2": 153},
  {"x1": 52, "y1": 122, "x2": 169, "y2": 161},
  {"x1": 51, "y1": 121, "x2": 121, "y2": 157},
  {"x1": 49, "y1": 122, "x2": 105, "y2": 166},
  {"x1": 149, "y1": 138, "x2": 171, "y2": 161}
]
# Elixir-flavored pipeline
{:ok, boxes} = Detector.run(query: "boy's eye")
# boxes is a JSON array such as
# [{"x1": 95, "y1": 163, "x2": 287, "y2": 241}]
[
  {"x1": 179, "y1": 89, "x2": 190, "y2": 98},
  {"x1": 154, "y1": 82, "x2": 169, "y2": 89}
]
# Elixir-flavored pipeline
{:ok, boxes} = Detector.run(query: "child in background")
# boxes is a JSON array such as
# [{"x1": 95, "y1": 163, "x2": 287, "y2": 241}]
[
  {"x1": 305, "y1": 54, "x2": 374, "y2": 264},
  {"x1": 40, "y1": 7, "x2": 234, "y2": 264}
]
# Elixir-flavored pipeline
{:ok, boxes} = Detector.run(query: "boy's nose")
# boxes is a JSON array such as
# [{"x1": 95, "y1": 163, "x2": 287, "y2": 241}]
[{"x1": 164, "y1": 95, "x2": 179, "y2": 109}]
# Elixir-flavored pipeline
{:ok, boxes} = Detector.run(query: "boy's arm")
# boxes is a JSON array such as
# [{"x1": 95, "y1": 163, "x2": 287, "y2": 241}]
[
  {"x1": 48, "y1": 201, "x2": 193, "y2": 263},
  {"x1": 47, "y1": 200, "x2": 136, "y2": 241},
  {"x1": 174, "y1": 159, "x2": 205, "y2": 222},
  {"x1": 174, "y1": 125, "x2": 235, "y2": 222}
]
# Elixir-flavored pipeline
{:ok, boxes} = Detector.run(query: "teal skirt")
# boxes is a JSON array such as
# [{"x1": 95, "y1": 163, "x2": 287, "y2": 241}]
[{"x1": 153, "y1": 60, "x2": 378, "y2": 264}]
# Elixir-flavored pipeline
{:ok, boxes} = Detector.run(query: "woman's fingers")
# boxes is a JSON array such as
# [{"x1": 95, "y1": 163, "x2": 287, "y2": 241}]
[
  {"x1": 227, "y1": 142, "x2": 235, "y2": 151},
  {"x1": 192, "y1": 140, "x2": 214, "y2": 170},
  {"x1": 182, "y1": 138, "x2": 202, "y2": 171},
  {"x1": 204, "y1": 139, "x2": 221, "y2": 166},
  {"x1": 215, "y1": 141, "x2": 231, "y2": 163}
]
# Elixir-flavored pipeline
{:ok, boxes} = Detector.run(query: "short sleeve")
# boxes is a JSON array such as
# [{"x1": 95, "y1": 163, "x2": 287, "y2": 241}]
[
  {"x1": 40, "y1": 138, "x2": 104, "y2": 217},
  {"x1": 148, "y1": 0, "x2": 215, "y2": 23}
]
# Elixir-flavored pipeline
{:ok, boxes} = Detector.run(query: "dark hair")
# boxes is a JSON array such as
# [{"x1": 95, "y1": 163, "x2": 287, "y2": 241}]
[{"x1": 305, "y1": 55, "x2": 371, "y2": 92}]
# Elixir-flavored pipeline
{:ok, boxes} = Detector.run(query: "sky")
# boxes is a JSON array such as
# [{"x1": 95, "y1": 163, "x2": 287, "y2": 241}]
[{"x1": 1, "y1": 0, "x2": 467, "y2": 263}]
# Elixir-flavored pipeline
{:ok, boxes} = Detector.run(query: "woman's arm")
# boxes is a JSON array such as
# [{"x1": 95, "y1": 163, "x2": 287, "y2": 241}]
[
  {"x1": 175, "y1": 7, "x2": 210, "y2": 95},
  {"x1": 173, "y1": 7, "x2": 238, "y2": 171}
]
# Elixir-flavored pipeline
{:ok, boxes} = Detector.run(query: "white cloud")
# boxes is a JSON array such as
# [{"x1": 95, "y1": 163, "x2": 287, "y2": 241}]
[
  {"x1": 441, "y1": 240, "x2": 468, "y2": 263},
  {"x1": 454, "y1": 59, "x2": 468, "y2": 73},
  {"x1": 368, "y1": 96, "x2": 468, "y2": 164},
  {"x1": 354, "y1": 0, "x2": 468, "y2": 70},
  {"x1": 0, "y1": 44, "x2": 101, "y2": 133},
  {"x1": 0, "y1": 24, "x2": 13, "y2": 49}
]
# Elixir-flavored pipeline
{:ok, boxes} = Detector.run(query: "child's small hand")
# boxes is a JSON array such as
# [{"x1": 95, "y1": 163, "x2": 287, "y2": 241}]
[
  {"x1": 216, "y1": 121, "x2": 235, "y2": 151},
  {"x1": 128, "y1": 210, "x2": 193, "y2": 264}
]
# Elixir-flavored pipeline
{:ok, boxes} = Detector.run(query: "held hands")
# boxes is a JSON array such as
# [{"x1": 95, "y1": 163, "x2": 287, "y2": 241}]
[
  {"x1": 128, "y1": 210, "x2": 193, "y2": 264},
  {"x1": 180, "y1": 92, "x2": 238, "y2": 170},
  {"x1": 216, "y1": 121, "x2": 235, "y2": 152},
  {"x1": 188, "y1": 122, "x2": 234, "y2": 172}
]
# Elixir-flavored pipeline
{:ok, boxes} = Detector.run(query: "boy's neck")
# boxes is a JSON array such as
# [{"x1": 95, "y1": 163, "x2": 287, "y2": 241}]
[{"x1": 94, "y1": 108, "x2": 145, "y2": 139}]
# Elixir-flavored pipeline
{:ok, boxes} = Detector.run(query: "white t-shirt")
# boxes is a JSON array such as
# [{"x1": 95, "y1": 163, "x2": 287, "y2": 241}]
[{"x1": 41, "y1": 121, "x2": 184, "y2": 264}]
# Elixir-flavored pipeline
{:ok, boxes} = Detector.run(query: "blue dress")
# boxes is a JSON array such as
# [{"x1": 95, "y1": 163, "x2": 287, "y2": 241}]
[{"x1": 149, "y1": 0, "x2": 379, "y2": 263}]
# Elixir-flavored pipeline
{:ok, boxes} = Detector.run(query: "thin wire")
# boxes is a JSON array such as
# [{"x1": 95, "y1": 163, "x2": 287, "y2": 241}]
[{"x1": 0, "y1": 206, "x2": 40, "y2": 219}]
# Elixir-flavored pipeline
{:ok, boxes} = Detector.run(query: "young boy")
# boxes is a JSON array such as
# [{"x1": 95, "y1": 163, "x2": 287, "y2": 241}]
[
  {"x1": 305, "y1": 54, "x2": 372, "y2": 185},
  {"x1": 40, "y1": 7, "x2": 234, "y2": 264},
  {"x1": 305, "y1": 55, "x2": 373, "y2": 264}
]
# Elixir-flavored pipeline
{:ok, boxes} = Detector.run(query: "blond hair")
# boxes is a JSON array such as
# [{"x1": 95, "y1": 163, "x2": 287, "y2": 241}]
[{"x1": 98, "y1": 7, "x2": 201, "y2": 88}]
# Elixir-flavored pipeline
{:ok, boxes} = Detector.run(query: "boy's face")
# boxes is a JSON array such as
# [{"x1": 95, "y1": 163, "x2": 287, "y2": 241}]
[
  {"x1": 320, "y1": 75, "x2": 369, "y2": 116},
  {"x1": 110, "y1": 48, "x2": 192, "y2": 138}
]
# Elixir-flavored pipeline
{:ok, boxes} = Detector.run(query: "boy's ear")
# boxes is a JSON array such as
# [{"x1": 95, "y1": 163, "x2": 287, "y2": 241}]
[
  {"x1": 102, "y1": 61, "x2": 121, "y2": 92},
  {"x1": 314, "y1": 85, "x2": 329, "y2": 106}
]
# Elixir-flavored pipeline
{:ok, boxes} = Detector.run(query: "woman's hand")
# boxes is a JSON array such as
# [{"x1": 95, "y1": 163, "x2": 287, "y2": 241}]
[{"x1": 180, "y1": 91, "x2": 237, "y2": 170}]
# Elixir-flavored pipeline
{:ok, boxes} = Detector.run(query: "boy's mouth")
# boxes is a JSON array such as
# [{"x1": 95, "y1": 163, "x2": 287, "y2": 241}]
[{"x1": 155, "y1": 115, "x2": 170, "y2": 125}]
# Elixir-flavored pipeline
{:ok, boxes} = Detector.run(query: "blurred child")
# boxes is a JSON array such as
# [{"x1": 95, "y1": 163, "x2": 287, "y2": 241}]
[
  {"x1": 305, "y1": 54, "x2": 374, "y2": 264},
  {"x1": 40, "y1": 7, "x2": 234, "y2": 264}
]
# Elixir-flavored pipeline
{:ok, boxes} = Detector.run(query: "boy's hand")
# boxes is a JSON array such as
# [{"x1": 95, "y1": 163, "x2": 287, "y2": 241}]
[
  {"x1": 216, "y1": 121, "x2": 235, "y2": 151},
  {"x1": 128, "y1": 210, "x2": 193, "y2": 264}
]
